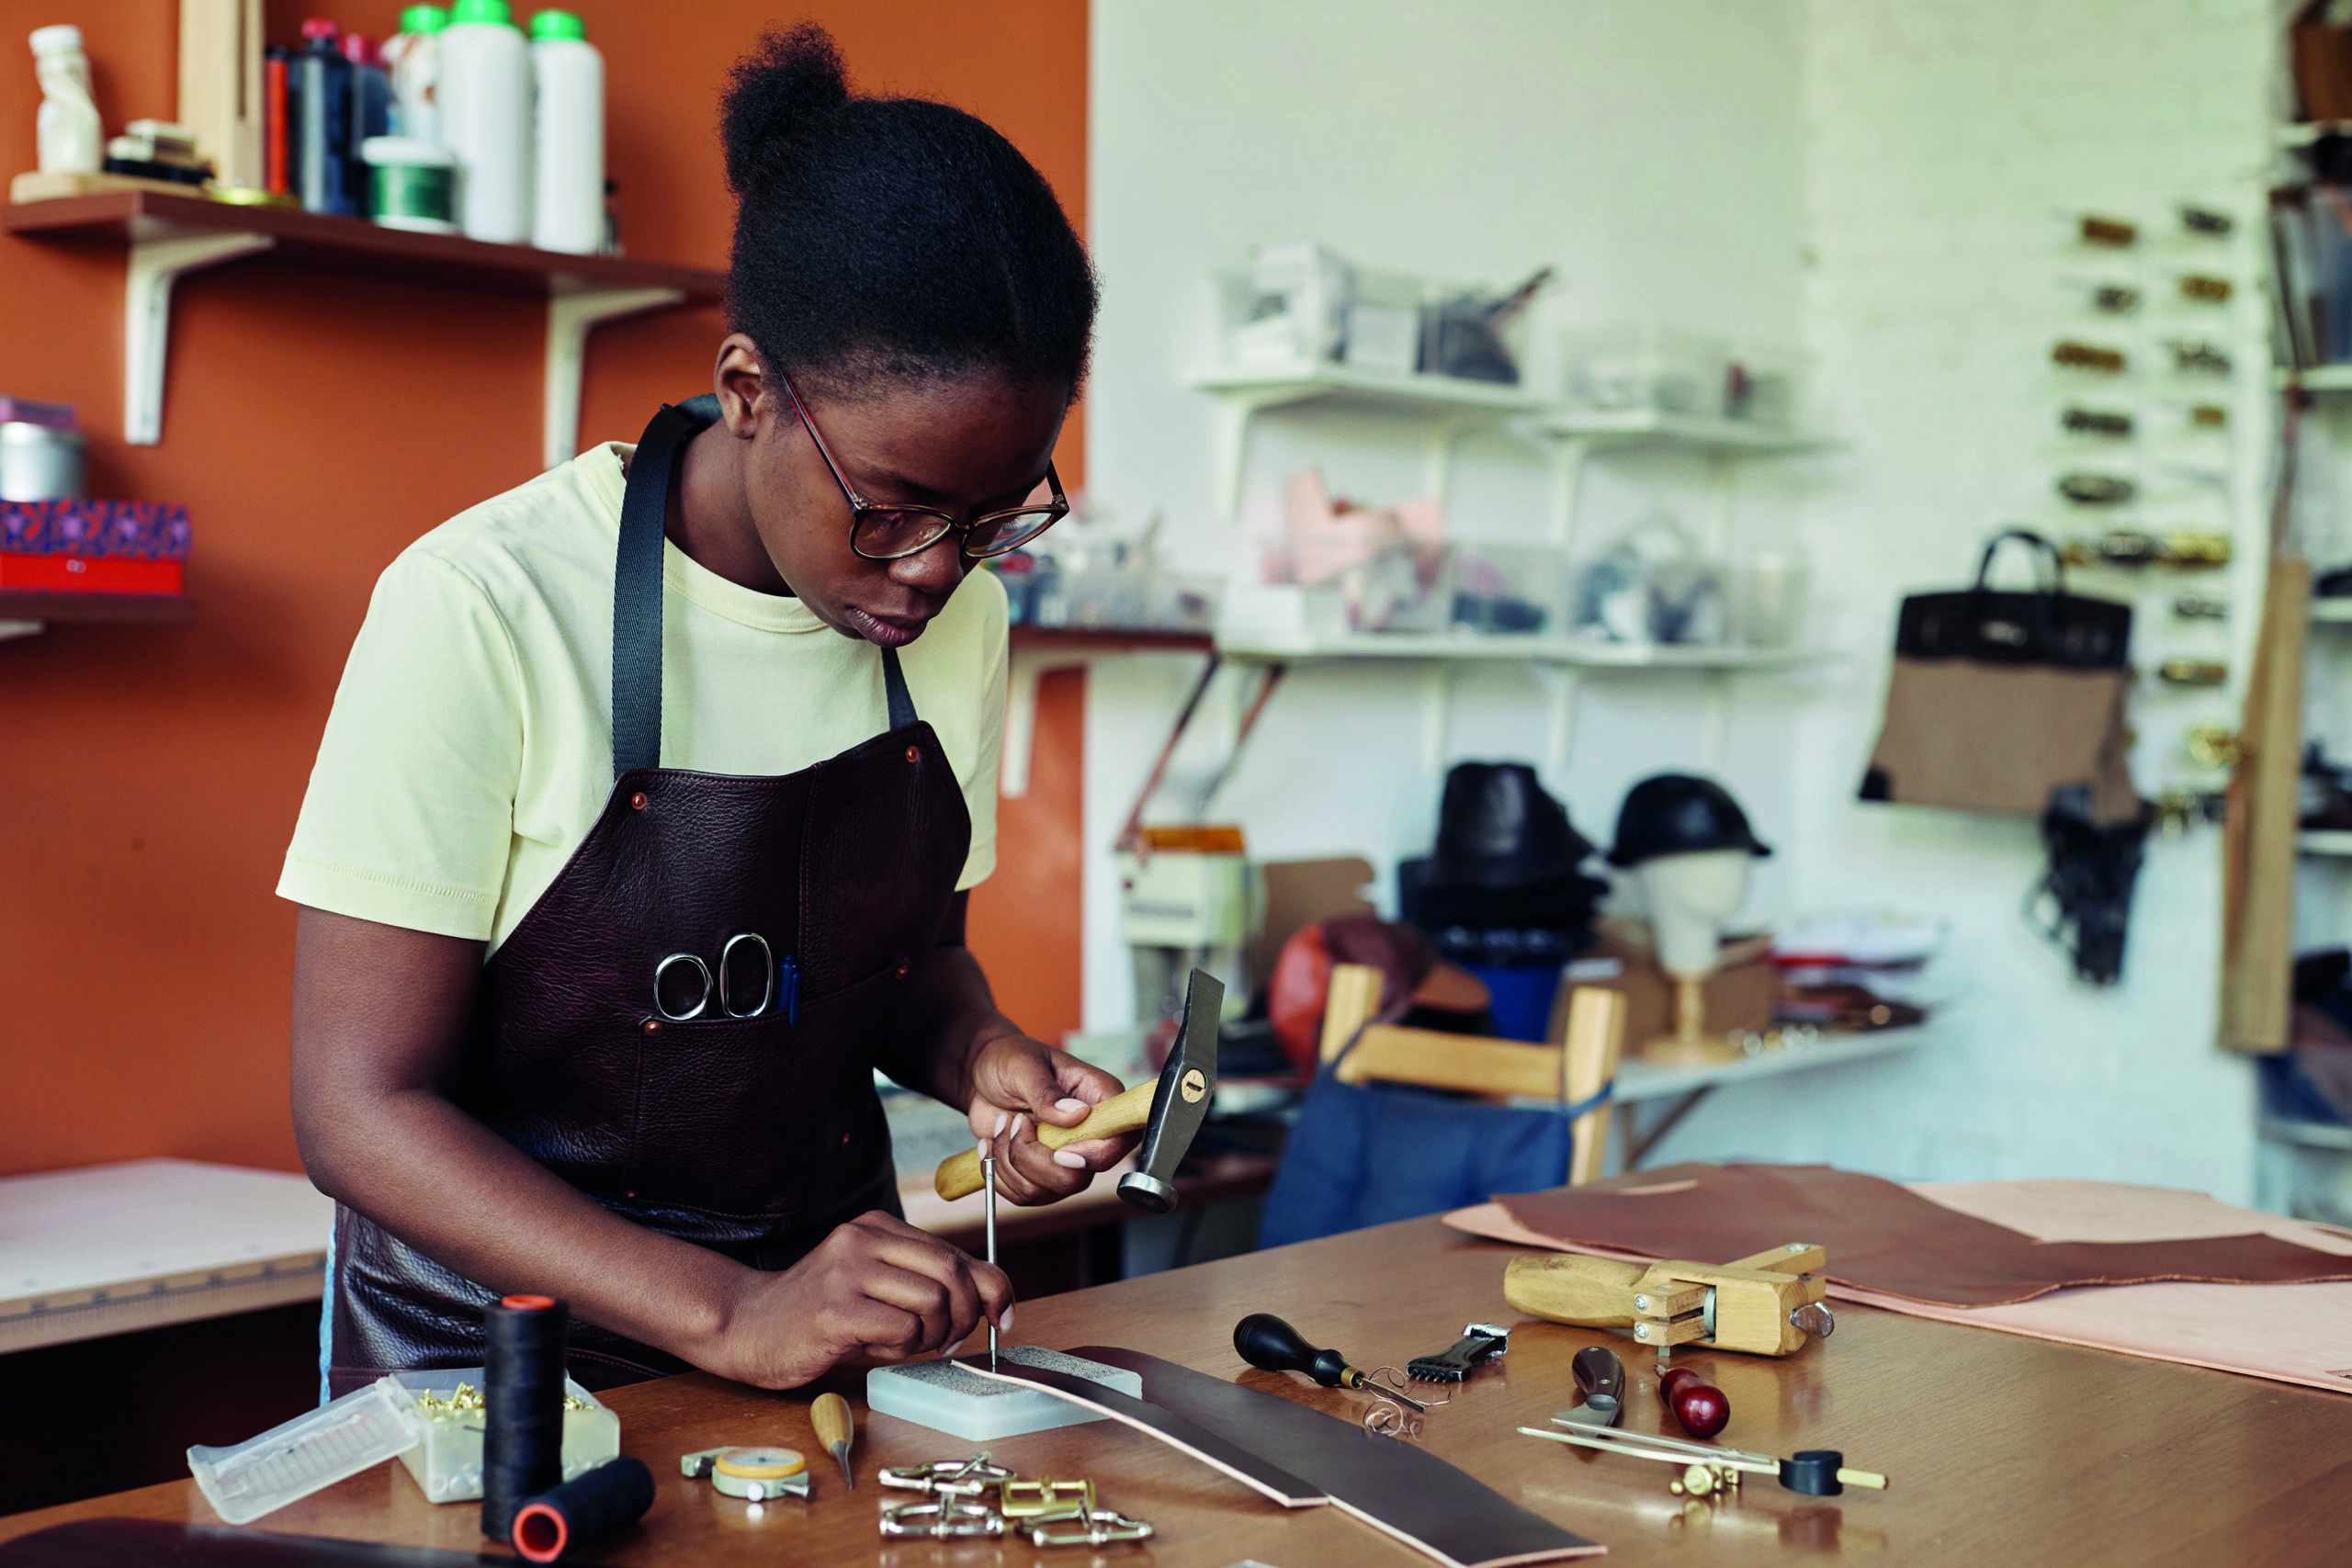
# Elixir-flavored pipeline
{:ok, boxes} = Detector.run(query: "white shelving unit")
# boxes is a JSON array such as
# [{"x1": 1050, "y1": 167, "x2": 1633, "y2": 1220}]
[
  {"x1": 1189, "y1": 356, "x2": 1839, "y2": 780},
  {"x1": 2310, "y1": 598, "x2": 2352, "y2": 625},
  {"x1": 2298, "y1": 829, "x2": 2352, "y2": 857},
  {"x1": 1215, "y1": 630, "x2": 1827, "y2": 774},
  {"x1": 2273, "y1": 364, "x2": 2352, "y2": 391},
  {"x1": 1189, "y1": 363, "x2": 1550, "y2": 522}
]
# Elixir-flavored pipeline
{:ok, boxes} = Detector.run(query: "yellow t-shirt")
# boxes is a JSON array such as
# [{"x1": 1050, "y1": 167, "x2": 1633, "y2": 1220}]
[{"x1": 278, "y1": 443, "x2": 1005, "y2": 950}]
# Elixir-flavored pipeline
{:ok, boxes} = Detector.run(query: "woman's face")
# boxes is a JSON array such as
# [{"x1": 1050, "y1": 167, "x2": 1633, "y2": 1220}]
[{"x1": 713, "y1": 335, "x2": 1069, "y2": 648}]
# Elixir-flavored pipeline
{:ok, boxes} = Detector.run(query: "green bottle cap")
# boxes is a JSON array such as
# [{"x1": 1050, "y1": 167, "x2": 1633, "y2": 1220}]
[
  {"x1": 529, "y1": 9, "x2": 584, "y2": 40},
  {"x1": 399, "y1": 5, "x2": 448, "y2": 33},
  {"x1": 448, "y1": 0, "x2": 512, "y2": 27}
]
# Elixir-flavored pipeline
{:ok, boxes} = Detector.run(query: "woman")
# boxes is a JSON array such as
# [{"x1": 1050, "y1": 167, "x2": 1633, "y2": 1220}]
[{"x1": 283, "y1": 25, "x2": 1120, "y2": 1394}]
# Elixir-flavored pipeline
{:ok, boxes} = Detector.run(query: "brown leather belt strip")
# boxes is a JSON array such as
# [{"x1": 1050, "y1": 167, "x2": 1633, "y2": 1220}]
[
  {"x1": 968, "y1": 1350, "x2": 1601, "y2": 1567},
  {"x1": 955, "y1": 1355, "x2": 1325, "y2": 1506}
]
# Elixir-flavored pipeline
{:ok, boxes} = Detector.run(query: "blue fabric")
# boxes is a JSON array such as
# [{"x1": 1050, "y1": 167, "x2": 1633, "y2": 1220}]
[
  {"x1": 1462, "y1": 960, "x2": 1562, "y2": 1042},
  {"x1": 1257, "y1": 1067, "x2": 1605, "y2": 1249}
]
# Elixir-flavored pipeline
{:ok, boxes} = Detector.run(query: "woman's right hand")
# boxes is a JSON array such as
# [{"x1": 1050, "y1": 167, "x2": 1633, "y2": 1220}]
[{"x1": 709, "y1": 1211, "x2": 1013, "y2": 1389}]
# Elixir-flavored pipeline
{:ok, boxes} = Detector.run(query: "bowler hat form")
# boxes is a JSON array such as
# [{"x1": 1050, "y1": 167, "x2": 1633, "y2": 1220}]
[
  {"x1": 1607, "y1": 773, "x2": 1773, "y2": 867},
  {"x1": 1420, "y1": 762, "x2": 1597, "y2": 890}
]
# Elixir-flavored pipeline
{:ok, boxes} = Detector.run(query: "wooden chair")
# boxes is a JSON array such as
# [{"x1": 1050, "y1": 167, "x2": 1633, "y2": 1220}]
[{"x1": 1317, "y1": 963, "x2": 1626, "y2": 1185}]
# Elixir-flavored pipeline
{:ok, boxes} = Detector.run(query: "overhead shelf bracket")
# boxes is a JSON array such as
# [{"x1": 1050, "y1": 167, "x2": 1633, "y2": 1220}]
[
  {"x1": 125, "y1": 230, "x2": 274, "y2": 444},
  {"x1": 545, "y1": 285, "x2": 688, "y2": 469}
]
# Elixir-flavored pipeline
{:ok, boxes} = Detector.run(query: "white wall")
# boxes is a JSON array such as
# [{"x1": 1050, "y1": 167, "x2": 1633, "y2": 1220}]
[
  {"x1": 1085, "y1": 0, "x2": 2279, "y2": 1201},
  {"x1": 1084, "y1": 0, "x2": 1814, "y2": 1010}
]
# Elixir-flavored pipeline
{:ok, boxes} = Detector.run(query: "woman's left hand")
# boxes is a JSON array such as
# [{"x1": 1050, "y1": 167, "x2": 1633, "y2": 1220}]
[{"x1": 965, "y1": 1030, "x2": 1132, "y2": 1205}]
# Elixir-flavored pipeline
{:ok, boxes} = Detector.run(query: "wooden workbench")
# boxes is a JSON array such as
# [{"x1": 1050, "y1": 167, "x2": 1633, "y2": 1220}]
[{"x1": 6, "y1": 1213, "x2": 2349, "y2": 1563}]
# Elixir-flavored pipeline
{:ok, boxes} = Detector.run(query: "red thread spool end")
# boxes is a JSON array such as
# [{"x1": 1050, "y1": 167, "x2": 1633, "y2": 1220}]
[
  {"x1": 513, "y1": 1501, "x2": 567, "y2": 1563},
  {"x1": 501, "y1": 1294, "x2": 559, "y2": 1311}
]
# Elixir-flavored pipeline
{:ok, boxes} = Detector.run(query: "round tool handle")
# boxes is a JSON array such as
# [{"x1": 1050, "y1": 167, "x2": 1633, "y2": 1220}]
[
  {"x1": 811, "y1": 1393, "x2": 853, "y2": 1456},
  {"x1": 1234, "y1": 1314, "x2": 1355, "y2": 1390},
  {"x1": 1503, "y1": 1253, "x2": 1647, "y2": 1327},
  {"x1": 933, "y1": 1080, "x2": 1156, "y2": 1201}
]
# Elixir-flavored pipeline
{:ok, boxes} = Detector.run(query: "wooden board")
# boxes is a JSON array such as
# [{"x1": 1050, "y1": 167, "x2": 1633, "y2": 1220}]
[
  {"x1": 3, "y1": 190, "x2": 724, "y2": 302},
  {"x1": 2222, "y1": 556, "x2": 2309, "y2": 1052},
  {"x1": 7, "y1": 1213, "x2": 2352, "y2": 1562}
]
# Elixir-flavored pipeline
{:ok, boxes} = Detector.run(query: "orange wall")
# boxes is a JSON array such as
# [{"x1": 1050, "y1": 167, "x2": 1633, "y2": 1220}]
[{"x1": 0, "y1": 0, "x2": 1088, "y2": 1178}]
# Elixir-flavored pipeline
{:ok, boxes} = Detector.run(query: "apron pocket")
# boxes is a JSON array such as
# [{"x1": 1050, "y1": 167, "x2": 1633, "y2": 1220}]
[{"x1": 626, "y1": 962, "x2": 902, "y2": 1226}]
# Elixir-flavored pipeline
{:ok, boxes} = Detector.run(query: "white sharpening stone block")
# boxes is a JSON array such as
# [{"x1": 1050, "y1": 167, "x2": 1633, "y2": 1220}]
[{"x1": 865, "y1": 1347, "x2": 1142, "y2": 1441}]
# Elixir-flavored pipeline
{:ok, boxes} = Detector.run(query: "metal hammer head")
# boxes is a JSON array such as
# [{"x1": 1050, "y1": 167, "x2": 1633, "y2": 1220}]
[{"x1": 1116, "y1": 968, "x2": 1223, "y2": 1213}]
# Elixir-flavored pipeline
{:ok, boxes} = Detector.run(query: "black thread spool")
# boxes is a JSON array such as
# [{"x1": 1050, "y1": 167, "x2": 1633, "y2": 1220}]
[
  {"x1": 511, "y1": 1456, "x2": 656, "y2": 1562},
  {"x1": 483, "y1": 1292, "x2": 568, "y2": 1540}
]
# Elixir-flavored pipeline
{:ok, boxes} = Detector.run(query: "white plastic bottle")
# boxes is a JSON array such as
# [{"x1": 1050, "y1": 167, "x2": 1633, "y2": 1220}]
[
  {"x1": 437, "y1": 0, "x2": 530, "y2": 243},
  {"x1": 30, "y1": 25, "x2": 103, "y2": 175},
  {"x1": 382, "y1": 5, "x2": 447, "y2": 145},
  {"x1": 528, "y1": 10, "x2": 602, "y2": 254}
]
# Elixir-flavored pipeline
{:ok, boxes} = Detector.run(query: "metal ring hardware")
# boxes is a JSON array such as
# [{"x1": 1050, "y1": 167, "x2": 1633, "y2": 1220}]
[
  {"x1": 878, "y1": 1453, "x2": 1017, "y2": 1497},
  {"x1": 1025, "y1": 1506, "x2": 1157, "y2": 1548},
  {"x1": 878, "y1": 1499, "x2": 1005, "y2": 1540}
]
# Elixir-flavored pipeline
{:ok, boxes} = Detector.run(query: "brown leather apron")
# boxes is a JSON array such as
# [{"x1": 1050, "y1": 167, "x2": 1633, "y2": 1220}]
[{"x1": 326, "y1": 396, "x2": 971, "y2": 1393}]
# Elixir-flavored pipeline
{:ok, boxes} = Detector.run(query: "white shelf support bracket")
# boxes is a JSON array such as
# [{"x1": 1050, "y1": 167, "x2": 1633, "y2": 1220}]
[
  {"x1": 545, "y1": 287, "x2": 686, "y2": 469},
  {"x1": 1001, "y1": 649, "x2": 1091, "y2": 798},
  {"x1": 0, "y1": 619, "x2": 45, "y2": 643},
  {"x1": 1421, "y1": 660, "x2": 1454, "y2": 771},
  {"x1": 1422, "y1": 412, "x2": 1477, "y2": 509},
  {"x1": 124, "y1": 231, "x2": 274, "y2": 445},
  {"x1": 1702, "y1": 667, "x2": 1734, "y2": 773},
  {"x1": 1544, "y1": 664, "x2": 1584, "y2": 784},
  {"x1": 1547, "y1": 436, "x2": 1592, "y2": 551},
  {"x1": 1209, "y1": 385, "x2": 1320, "y2": 523}
]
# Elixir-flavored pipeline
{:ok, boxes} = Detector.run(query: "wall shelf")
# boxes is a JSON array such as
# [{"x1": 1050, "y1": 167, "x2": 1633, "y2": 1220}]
[
  {"x1": 1531, "y1": 407, "x2": 1831, "y2": 454},
  {"x1": 1188, "y1": 362, "x2": 1548, "y2": 521},
  {"x1": 0, "y1": 589, "x2": 195, "y2": 642},
  {"x1": 2311, "y1": 597, "x2": 2352, "y2": 624},
  {"x1": 3, "y1": 190, "x2": 725, "y2": 463},
  {"x1": 2274, "y1": 364, "x2": 2352, "y2": 392}
]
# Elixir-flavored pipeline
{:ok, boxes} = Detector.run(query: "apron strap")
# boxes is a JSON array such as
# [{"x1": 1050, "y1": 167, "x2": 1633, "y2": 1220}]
[
  {"x1": 612, "y1": 395, "x2": 717, "y2": 779},
  {"x1": 883, "y1": 646, "x2": 916, "y2": 730},
  {"x1": 613, "y1": 395, "x2": 922, "y2": 779}
]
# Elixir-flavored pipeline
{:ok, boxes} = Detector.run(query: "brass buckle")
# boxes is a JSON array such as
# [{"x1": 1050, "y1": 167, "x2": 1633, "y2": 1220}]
[
  {"x1": 878, "y1": 1499, "x2": 1006, "y2": 1539},
  {"x1": 997, "y1": 1478, "x2": 1094, "y2": 1518},
  {"x1": 878, "y1": 1453, "x2": 1016, "y2": 1497},
  {"x1": 1024, "y1": 1506, "x2": 1156, "y2": 1548}
]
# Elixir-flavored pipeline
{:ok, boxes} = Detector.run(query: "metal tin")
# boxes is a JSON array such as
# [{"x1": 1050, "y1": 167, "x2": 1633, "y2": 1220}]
[{"x1": 0, "y1": 422, "x2": 85, "y2": 501}]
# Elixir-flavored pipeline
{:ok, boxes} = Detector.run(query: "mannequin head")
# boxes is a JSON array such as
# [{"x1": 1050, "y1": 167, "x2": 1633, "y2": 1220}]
[{"x1": 1634, "y1": 849, "x2": 1754, "y2": 976}]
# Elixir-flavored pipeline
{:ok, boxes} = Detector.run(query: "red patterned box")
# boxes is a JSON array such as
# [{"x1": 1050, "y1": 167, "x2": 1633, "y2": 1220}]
[{"x1": 1, "y1": 499, "x2": 190, "y2": 595}]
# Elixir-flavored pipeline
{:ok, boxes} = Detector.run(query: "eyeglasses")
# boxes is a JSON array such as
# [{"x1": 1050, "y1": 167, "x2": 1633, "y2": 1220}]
[{"x1": 779, "y1": 369, "x2": 1069, "y2": 561}]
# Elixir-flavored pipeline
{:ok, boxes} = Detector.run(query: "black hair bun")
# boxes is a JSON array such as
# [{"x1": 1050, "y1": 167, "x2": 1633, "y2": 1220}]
[{"x1": 719, "y1": 23, "x2": 851, "y2": 197}]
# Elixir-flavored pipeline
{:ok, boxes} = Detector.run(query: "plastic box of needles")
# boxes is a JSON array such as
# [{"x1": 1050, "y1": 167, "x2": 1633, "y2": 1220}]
[{"x1": 389, "y1": 1367, "x2": 621, "y2": 1503}]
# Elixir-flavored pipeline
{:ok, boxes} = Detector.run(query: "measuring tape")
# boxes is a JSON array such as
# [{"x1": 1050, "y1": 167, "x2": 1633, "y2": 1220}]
[{"x1": 681, "y1": 1446, "x2": 811, "y2": 1501}]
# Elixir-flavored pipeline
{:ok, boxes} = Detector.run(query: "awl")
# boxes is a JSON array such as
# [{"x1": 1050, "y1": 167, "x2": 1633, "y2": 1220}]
[{"x1": 811, "y1": 1392, "x2": 854, "y2": 1491}]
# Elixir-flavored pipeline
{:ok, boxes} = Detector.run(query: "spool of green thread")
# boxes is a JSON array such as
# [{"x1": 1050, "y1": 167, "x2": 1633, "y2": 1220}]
[{"x1": 359, "y1": 136, "x2": 458, "y2": 233}]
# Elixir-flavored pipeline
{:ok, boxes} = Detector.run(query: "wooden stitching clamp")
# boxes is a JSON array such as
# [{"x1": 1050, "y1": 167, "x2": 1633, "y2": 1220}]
[{"x1": 1504, "y1": 1243, "x2": 1836, "y2": 1358}]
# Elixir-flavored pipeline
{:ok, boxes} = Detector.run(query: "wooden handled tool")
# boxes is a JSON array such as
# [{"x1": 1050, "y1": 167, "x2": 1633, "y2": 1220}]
[
  {"x1": 810, "y1": 1393, "x2": 854, "y2": 1492},
  {"x1": 1505, "y1": 1243, "x2": 1834, "y2": 1358},
  {"x1": 933, "y1": 968, "x2": 1225, "y2": 1205},
  {"x1": 933, "y1": 1080, "x2": 1155, "y2": 1201}
]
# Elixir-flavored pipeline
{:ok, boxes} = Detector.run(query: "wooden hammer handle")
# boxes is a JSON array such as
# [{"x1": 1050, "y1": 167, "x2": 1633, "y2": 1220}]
[{"x1": 932, "y1": 1079, "x2": 1156, "y2": 1201}]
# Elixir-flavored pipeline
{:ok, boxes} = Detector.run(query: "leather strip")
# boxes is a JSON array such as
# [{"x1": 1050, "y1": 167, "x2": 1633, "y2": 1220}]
[
  {"x1": 966, "y1": 1352, "x2": 1600, "y2": 1567},
  {"x1": 1499, "y1": 1162, "x2": 2352, "y2": 1308},
  {"x1": 0, "y1": 1518, "x2": 505, "y2": 1565},
  {"x1": 953, "y1": 1356, "x2": 1324, "y2": 1506},
  {"x1": 1073, "y1": 1348, "x2": 1600, "y2": 1568}
]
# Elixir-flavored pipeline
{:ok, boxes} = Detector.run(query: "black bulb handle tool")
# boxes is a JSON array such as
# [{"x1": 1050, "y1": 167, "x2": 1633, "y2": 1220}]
[{"x1": 1233, "y1": 1314, "x2": 1428, "y2": 1413}]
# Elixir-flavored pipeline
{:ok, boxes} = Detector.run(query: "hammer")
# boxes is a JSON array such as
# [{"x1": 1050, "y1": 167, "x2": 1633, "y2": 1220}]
[{"x1": 933, "y1": 968, "x2": 1223, "y2": 1212}]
